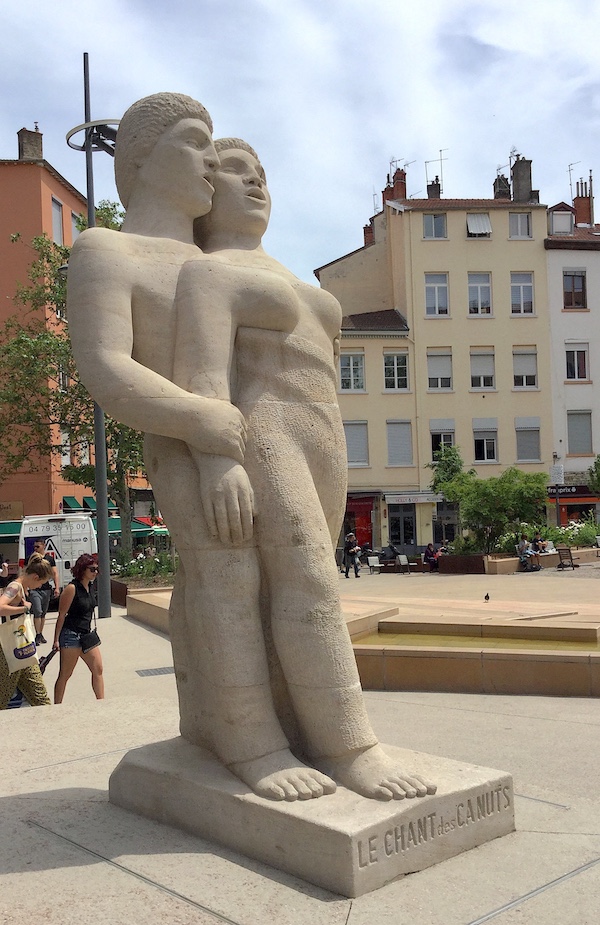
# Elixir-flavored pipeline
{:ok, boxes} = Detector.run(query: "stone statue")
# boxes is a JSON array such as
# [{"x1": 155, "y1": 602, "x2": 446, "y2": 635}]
[{"x1": 68, "y1": 94, "x2": 436, "y2": 804}]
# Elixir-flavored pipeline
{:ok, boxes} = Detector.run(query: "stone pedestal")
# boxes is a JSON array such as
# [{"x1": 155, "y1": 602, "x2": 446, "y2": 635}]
[{"x1": 109, "y1": 738, "x2": 514, "y2": 897}]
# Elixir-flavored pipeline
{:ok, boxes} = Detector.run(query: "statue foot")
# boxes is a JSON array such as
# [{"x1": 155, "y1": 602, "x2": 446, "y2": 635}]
[
  {"x1": 317, "y1": 744, "x2": 437, "y2": 802},
  {"x1": 229, "y1": 748, "x2": 337, "y2": 801}
]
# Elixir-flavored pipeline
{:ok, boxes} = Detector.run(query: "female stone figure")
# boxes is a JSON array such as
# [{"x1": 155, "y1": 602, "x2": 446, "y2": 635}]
[{"x1": 172, "y1": 139, "x2": 436, "y2": 802}]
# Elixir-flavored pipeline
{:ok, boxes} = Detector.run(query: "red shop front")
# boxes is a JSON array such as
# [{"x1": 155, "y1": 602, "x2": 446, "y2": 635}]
[
  {"x1": 546, "y1": 484, "x2": 599, "y2": 526},
  {"x1": 344, "y1": 495, "x2": 376, "y2": 548}
]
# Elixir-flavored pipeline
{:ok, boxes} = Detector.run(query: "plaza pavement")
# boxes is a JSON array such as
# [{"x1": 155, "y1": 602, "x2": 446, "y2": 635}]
[{"x1": 2, "y1": 565, "x2": 600, "y2": 924}]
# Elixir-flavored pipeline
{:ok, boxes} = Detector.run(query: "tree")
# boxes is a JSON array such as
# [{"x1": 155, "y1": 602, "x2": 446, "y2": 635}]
[
  {"x1": 426, "y1": 445, "x2": 471, "y2": 493},
  {"x1": 442, "y1": 467, "x2": 548, "y2": 553},
  {"x1": 0, "y1": 217, "x2": 145, "y2": 560}
]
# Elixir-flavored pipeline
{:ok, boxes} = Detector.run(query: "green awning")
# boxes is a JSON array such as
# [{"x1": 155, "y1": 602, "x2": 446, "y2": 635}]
[
  {"x1": 0, "y1": 520, "x2": 22, "y2": 539},
  {"x1": 107, "y1": 517, "x2": 149, "y2": 535},
  {"x1": 83, "y1": 496, "x2": 96, "y2": 510},
  {"x1": 150, "y1": 526, "x2": 169, "y2": 535},
  {"x1": 63, "y1": 496, "x2": 83, "y2": 510}
]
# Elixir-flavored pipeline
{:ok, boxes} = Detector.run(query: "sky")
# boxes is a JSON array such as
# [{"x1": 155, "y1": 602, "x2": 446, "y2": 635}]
[{"x1": 2, "y1": 0, "x2": 600, "y2": 282}]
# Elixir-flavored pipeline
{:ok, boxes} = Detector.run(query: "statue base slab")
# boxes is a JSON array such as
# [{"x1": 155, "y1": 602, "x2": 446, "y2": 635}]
[{"x1": 109, "y1": 737, "x2": 514, "y2": 897}]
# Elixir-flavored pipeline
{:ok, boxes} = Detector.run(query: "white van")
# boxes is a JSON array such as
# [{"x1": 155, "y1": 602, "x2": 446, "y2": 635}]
[{"x1": 19, "y1": 514, "x2": 97, "y2": 590}]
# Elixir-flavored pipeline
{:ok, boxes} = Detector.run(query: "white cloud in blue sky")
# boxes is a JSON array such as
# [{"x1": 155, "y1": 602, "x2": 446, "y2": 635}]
[{"x1": 1, "y1": 0, "x2": 600, "y2": 281}]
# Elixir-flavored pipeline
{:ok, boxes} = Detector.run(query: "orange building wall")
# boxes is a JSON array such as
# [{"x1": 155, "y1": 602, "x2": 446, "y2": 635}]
[{"x1": 0, "y1": 155, "x2": 88, "y2": 515}]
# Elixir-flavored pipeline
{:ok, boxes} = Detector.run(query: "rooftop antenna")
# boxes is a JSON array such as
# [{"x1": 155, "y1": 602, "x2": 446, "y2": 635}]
[
  {"x1": 496, "y1": 162, "x2": 509, "y2": 176},
  {"x1": 568, "y1": 161, "x2": 581, "y2": 201},
  {"x1": 372, "y1": 187, "x2": 378, "y2": 212},
  {"x1": 425, "y1": 148, "x2": 448, "y2": 192},
  {"x1": 509, "y1": 147, "x2": 520, "y2": 169}
]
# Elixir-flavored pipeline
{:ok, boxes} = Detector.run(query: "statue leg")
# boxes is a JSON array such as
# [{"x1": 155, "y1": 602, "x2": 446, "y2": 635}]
[
  {"x1": 144, "y1": 434, "x2": 335, "y2": 801},
  {"x1": 246, "y1": 405, "x2": 437, "y2": 801}
]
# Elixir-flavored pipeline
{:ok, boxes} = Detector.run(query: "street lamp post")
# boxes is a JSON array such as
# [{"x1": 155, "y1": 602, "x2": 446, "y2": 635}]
[{"x1": 65, "y1": 53, "x2": 120, "y2": 618}]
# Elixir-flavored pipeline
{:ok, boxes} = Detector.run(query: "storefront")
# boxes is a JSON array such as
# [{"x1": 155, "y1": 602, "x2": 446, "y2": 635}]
[
  {"x1": 383, "y1": 492, "x2": 444, "y2": 555},
  {"x1": 546, "y1": 484, "x2": 600, "y2": 526},
  {"x1": 343, "y1": 494, "x2": 379, "y2": 549}
]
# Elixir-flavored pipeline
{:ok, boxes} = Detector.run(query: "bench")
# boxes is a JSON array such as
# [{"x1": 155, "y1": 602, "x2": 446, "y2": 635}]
[{"x1": 556, "y1": 546, "x2": 580, "y2": 570}]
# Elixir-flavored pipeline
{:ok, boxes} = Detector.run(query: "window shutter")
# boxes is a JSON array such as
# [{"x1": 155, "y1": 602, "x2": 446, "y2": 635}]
[
  {"x1": 343, "y1": 422, "x2": 369, "y2": 465},
  {"x1": 387, "y1": 422, "x2": 413, "y2": 466}
]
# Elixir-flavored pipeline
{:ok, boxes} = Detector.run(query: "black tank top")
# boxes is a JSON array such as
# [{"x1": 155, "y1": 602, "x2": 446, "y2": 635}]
[{"x1": 63, "y1": 580, "x2": 94, "y2": 633}]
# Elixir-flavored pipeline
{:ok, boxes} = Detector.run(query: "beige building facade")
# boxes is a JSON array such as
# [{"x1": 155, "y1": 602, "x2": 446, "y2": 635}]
[{"x1": 317, "y1": 159, "x2": 555, "y2": 553}]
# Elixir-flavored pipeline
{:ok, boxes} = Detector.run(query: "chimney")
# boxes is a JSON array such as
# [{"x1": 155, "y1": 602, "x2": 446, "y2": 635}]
[
  {"x1": 363, "y1": 218, "x2": 375, "y2": 246},
  {"x1": 493, "y1": 174, "x2": 511, "y2": 199},
  {"x1": 573, "y1": 176, "x2": 593, "y2": 226},
  {"x1": 427, "y1": 175, "x2": 441, "y2": 199},
  {"x1": 383, "y1": 167, "x2": 407, "y2": 204},
  {"x1": 511, "y1": 155, "x2": 533, "y2": 203},
  {"x1": 18, "y1": 126, "x2": 43, "y2": 160}
]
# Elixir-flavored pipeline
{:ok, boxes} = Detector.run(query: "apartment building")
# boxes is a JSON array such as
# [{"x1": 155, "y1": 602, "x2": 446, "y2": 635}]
[
  {"x1": 545, "y1": 179, "x2": 600, "y2": 524},
  {"x1": 0, "y1": 127, "x2": 89, "y2": 531},
  {"x1": 316, "y1": 157, "x2": 555, "y2": 552}
]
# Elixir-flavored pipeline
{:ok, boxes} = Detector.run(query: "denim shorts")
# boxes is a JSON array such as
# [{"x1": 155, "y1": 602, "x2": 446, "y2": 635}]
[{"x1": 59, "y1": 626, "x2": 84, "y2": 649}]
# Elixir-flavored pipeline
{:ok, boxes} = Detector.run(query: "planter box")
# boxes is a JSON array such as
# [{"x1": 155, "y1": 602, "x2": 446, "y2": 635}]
[
  {"x1": 438, "y1": 554, "x2": 485, "y2": 575},
  {"x1": 111, "y1": 578, "x2": 129, "y2": 606}
]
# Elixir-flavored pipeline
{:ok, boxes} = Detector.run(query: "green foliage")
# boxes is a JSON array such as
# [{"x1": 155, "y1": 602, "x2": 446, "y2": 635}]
[
  {"x1": 74, "y1": 198, "x2": 125, "y2": 233},
  {"x1": 587, "y1": 456, "x2": 600, "y2": 497},
  {"x1": 495, "y1": 512, "x2": 599, "y2": 552},
  {"x1": 426, "y1": 445, "x2": 470, "y2": 493},
  {"x1": 111, "y1": 551, "x2": 175, "y2": 580},
  {"x1": 441, "y1": 467, "x2": 548, "y2": 553},
  {"x1": 0, "y1": 221, "x2": 144, "y2": 560}
]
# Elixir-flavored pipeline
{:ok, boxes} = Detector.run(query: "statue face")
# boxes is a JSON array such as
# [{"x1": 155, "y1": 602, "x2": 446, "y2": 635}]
[
  {"x1": 210, "y1": 148, "x2": 271, "y2": 232},
  {"x1": 138, "y1": 118, "x2": 218, "y2": 217}
]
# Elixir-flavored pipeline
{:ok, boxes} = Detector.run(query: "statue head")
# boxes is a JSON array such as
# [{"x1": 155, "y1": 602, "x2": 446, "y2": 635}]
[
  {"x1": 115, "y1": 92, "x2": 214, "y2": 209},
  {"x1": 194, "y1": 137, "x2": 269, "y2": 249}
]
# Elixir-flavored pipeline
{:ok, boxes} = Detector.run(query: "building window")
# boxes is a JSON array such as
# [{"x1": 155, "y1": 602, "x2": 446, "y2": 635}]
[
  {"x1": 52, "y1": 198, "x2": 64, "y2": 245},
  {"x1": 550, "y1": 211, "x2": 574, "y2": 235},
  {"x1": 470, "y1": 349, "x2": 495, "y2": 389},
  {"x1": 563, "y1": 271, "x2": 587, "y2": 310},
  {"x1": 343, "y1": 422, "x2": 369, "y2": 466},
  {"x1": 515, "y1": 417, "x2": 541, "y2": 461},
  {"x1": 60, "y1": 429, "x2": 71, "y2": 467},
  {"x1": 427, "y1": 352, "x2": 452, "y2": 390},
  {"x1": 566, "y1": 344, "x2": 589, "y2": 381},
  {"x1": 425, "y1": 273, "x2": 449, "y2": 316},
  {"x1": 430, "y1": 419, "x2": 455, "y2": 459},
  {"x1": 423, "y1": 214, "x2": 447, "y2": 239},
  {"x1": 339, "y1": 353, "x2": 365, "y2": 391},
  {"x1": 511, "y1": 272, "x2": 534, "y2": 314},
  {"x1": 509, "y1": 212, "x2": 532, "y2": 238},
  {"x1": 431, "y1": 432, "x2": 454, "y2": 456},
  {"x1": 473, "y1": 418, "x2": 498, "y2": 462},
  {"x1": 57, "y1": 366, "x2": 69, "y2": 392},
  {"x1": 387, "y1": 421, "x2": 413, "y2": 466},
  {"x1": 567, "y1": 411, "x2": 593, "y2": 455},
  {"x1": 474, "y1": 433, "x2": 497, "y2": 462},
  {"x1": 71, "y1": 212, "x2": 81, "y2": 242},
  {"x1": 468, "y1": 272, "x2": 492, "y2": 315},
  {"x1": 466, "y1": 213, "x2": 492, "y2": 238},
  {"x1": 513, "y1": 348, "x2": 537, "y2": 388},
  {"x1": 383, "y1": 353, "x2": 408, "y2": 390}
]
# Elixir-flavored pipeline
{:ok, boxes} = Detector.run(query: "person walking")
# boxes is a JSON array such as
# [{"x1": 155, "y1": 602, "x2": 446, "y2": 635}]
[
  {"x1": 344, "y1": 533, "x2": 361, "y2": 578},
  {"x1": 0, "y1": 554, "x2": 53, "y2": 709},
  {"x1": 29, "y1": 539, "x2": 59, "y2": 646},
  {"x1": 53, "y1": 554, "x2": 103, "y2": 704}
]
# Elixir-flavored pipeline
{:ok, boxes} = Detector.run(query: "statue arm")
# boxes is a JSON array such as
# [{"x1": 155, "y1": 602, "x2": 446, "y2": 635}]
[{"x1": 67, "y1": 231, "x2": 246, "y2": 463}]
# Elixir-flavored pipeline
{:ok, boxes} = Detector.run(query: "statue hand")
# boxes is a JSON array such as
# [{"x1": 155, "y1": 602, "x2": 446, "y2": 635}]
[
  {"x1": 196, "y1": 454, "x2": 255, "y2": 546},
  {"x1": 190, "y1": 402, "x2": 248, "y2": 465}
]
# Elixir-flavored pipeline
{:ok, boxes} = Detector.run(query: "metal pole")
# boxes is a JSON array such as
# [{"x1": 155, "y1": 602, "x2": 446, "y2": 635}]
[
  {"x1": 83, "y1": 53, "x2": 112, "y2": 617},
  {"x1": 555, "y1": 486, "x2": 561, "y2": 527}
]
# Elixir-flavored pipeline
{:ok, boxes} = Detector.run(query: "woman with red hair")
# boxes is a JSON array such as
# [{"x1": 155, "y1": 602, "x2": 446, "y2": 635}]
[{"x1": 53, "y1": 554, "x2": 103, "y2": 703}]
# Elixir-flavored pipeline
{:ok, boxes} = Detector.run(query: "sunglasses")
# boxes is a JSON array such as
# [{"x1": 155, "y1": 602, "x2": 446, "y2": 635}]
[{"x1": 88, "y1": 566, "x2": 99, "y2": 573}]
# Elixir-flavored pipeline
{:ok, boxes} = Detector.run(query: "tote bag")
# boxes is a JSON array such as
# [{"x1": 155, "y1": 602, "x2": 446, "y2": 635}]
[{"x1": 0, "y1": 613, "x2": 38, "y2": 672}]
